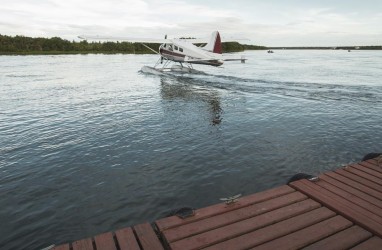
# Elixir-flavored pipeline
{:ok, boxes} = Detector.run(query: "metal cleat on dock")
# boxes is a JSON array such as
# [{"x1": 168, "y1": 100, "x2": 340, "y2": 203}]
[
  {"x1": 220, "y1": 194, "x2": 242, "y2": 205},
  {"x1": 309, "y1": 176, "x2": 320, "y2": 182}
]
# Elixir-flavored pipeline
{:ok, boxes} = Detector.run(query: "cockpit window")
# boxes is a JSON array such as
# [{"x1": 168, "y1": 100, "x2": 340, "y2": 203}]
[
  {"x1": 174, "y1": 45, "x2": 178, "y2": 50},
  {"x1": 179, "y1": 47, "x2": 183, "y2": 52}
]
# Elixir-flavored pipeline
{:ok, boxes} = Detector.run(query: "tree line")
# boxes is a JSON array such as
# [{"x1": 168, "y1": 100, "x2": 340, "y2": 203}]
[{"x1": 0, "y1": 34, "x2": 267, "y2": 55}]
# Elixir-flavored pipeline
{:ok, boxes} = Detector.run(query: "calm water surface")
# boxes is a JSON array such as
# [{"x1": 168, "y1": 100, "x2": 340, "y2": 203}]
[{"x1": 1, "y1": 50, "x2": 382, "y2": 249}]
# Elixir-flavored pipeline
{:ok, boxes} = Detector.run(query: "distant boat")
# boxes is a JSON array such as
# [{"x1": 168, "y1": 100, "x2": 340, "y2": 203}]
[{"x1": 267, "y1": 50, "x2": 274, "y2": 53}]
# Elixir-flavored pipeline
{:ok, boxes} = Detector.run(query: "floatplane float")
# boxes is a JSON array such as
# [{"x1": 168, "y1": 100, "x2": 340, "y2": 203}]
[{"x1": 79, "y1": 31, "x2": 247, "y2": 74}]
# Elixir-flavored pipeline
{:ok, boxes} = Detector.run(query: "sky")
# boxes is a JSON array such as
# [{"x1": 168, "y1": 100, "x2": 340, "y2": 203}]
[{"x1": 1, "y1": 0, "x2": 381, "y2": 46}]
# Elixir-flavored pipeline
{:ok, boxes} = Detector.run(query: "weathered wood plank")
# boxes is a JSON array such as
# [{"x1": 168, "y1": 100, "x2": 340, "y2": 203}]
[
  {"x1": 156, "y1": 185, "x2": 295, "y2": 231},
  {"x1": 94, "y1": 232, "x2": 116, "y2": 250},
  {"x1": 316, "y1": 179, "x2": 382, "y2": 217},
  {"x1": 134, "y1": 223, "x2": 164, "y2": 250},
  {"x1": 325, "y1": 171, "x2": 382, "y2": 200},
  {"x1": 251, "y1": 215, "x2": 352, "y2": 250},
  {"x1": 350, "y1": 236, "x2": 382, "y2": 249},
  {"x1": 335, "y1": 169, "x2": 382, "y2": 193},
  {"x1": 72, "y1": 238, "x2": 94, "y2": 250},
  {"x1": 202, "y1": 207, "x2": 335, "y2": 250},
  {"x1": 365, "y1": 158, "x2": 382, "y2": 167},
  {"x1": 351, "y1": 164, "x2": 382, "y2": 179},
  {"x1": 290, "y1": 179, "x2": 382, "y2": 237},
  {"x1": 303, "y1": 225, "x2": 372, "y2": 250},
  {"x1": 344, "y1": 165, "x2": 382, "y2": 185},
  {"x1": 52, "y1": 244, "x2": 70, "y2": 250},
  {"x1": 320, "y1": 174, "x2": 382, "y2": 209},
  {"x1": 169, "y1": 199, "x2": 320, "y2": 250},
  {"x1": 163, "y1": 191, "x2": 307, "y2": 243},
  {"x1": 115, "y1": 227, "x2": 140, "y2": 250},
  {"x1": 360, "y1": 161, "x2": 382, "y2": 174}
]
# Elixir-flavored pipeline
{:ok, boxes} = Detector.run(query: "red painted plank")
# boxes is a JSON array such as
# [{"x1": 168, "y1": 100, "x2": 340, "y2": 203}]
[
  {"x1": 335, "y1": 169, "x2": 382, "y2": 193},
  {"x1": 350, "y1": 236, "x2": 382, "y2": 249},
  {"x1": 303, "y1": 225, "x2": 372, "y2": 250},
  {"x1": 365, "y1": 158, "x2": 382, "y2": 167},
  {"x1": 169, "y1": 199, "x2": 320, "y2": 250},
  {"x1": 115, "y1": 227, "x2": 140, "y2": 250},
  {"x1": 72, "y1": 238, "x2": 94, "y2": 250},
  {"x1": 344, "y1": 165, "x2": 382, "y2": 185},
  {"x1": 202, "y1": 207, "x2": 335, "y2": 250},
  {"x1": 52, "y1": 244, "x2": 70, "y2": 250},
  {"x1": 360, "y1": 161, "x2": 382, "y2": 174},
  {"x1": 320, "y1": 174, "x2": 382, "y2": 209},
  {"x1": 316, "y1": 179, "x2": 382, "y2": 217},
  {"x1": 163, "y1": 191, "x2": 307, "y2": 243},
  {"x1": 325, "y1": 171, "x2": 382, "y2": 200},
  {"x1": 134, "y1": 223, "x2": 164, "y2": 250},
  {"x1": 156, "y1": 185, "x2": 295, "y2": 231},
  {"x1": 351, "y1": 164, "x2": 382, "y2": 179},
  {"x1": 251, "y1": 215, "x2": 352, "y2": 250},
  {"x1": 290, "y1": 179, "x2": 382, "y2": 237},
  {"x1": 94, "y1": 232, "x2": 116, "y2": 250}
]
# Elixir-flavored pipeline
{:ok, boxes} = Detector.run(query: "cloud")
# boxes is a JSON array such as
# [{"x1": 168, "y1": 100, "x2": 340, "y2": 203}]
[{"x1": 0, "y1": 0, "x2": 381, "y2": 46}]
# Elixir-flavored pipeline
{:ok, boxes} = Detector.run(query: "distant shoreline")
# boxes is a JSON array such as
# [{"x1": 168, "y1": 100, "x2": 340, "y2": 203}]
[
  {"x1": 2, "y1": 47, "x2": 382, "y2": 56},
  {"x1": 1, "y1": 34, "x2": 381, "y2": 55}
]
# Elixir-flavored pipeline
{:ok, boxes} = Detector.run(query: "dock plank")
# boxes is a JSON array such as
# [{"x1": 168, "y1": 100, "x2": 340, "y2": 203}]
[
  {"x1": 351, "y1": 164, "x2": 382, "y2": 179},
  {"x1": 303, "y1": 225, "x2": 372, "y2": 250},
  {"x1": 134, "y1": 223, "x2": 164, "y2": 250},
  {"x1": 319, "y1": 174, "x2": 382, "y2": 209},
  {"x1": 316, "y1": 178, "x2": 382, "y2": 217},
  {"x1": 115, "y1": 227, "x2": 140, "y2": 250},
  {"x1": 72, "y1": 238, "x2": 94, "y2": 250},
  {"x1": 335, "y1": 169, "x2": 382, "y2": 193},
  {"x1": 344, "y1": 165, "x2": 382, "y2": 185},
  {"x1": 52, "y1": 244, "x2": 70, "y2": 250},
  {"x1": 162, "y1": 191, "x2": 306, "y2": 243},
  {"x1": 94, "y1": 232, "x2": 116, "y2": 250},
  {"x1": 202, "y1": 207, "x2": 335, "y2": 250},
  {"x1": 365, "y1": 158, "x2": 382, "y2": 167},
  {"x1": 325, "y1": 171, "x2": 382, "y2": 200},
  {"x1": 360, "y1": 161, "x2": 382, "y2": 174},
  {"x1": 169, "y1": 199, "x2": 320, "y2": 250},
  {"x1": 156, "y1": 185, "x2": 295, "y2": 231},
  {"x1": 290, "y1": 179, "x2": 382, "y2": 237},
  {"x1": 251, "y1": 215, "x2": 352, "y2": 250},
  {"x1": 350, "y1": 236, "x2": 382, "y2": 249}
]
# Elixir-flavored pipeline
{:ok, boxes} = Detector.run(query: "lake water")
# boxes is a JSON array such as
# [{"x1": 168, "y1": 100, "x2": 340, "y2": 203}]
[{"x1": 1, "y1": 50, "x2": 382, "y2": 249}]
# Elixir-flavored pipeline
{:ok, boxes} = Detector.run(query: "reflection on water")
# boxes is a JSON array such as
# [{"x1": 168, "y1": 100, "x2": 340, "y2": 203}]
[
  {"x1": 0, "y1": 51, "x2": 382, "y2": 249},
  {"x1": 160, "y1": 77, "x2": 223, "y2": 126}
]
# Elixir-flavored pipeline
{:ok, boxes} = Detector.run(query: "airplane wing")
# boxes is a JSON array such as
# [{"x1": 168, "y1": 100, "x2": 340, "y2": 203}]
[
  {"x1": 78, "y1": 35, "x2": 249, "y2": 44},
  {"x1": 78, "y1": 35, "x2": 168, "y2": 43},
  {"x1": 179, "y1": 37, "x2": 249, "y2": 44}
]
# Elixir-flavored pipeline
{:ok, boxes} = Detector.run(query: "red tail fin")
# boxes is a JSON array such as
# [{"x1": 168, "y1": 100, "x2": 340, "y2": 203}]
[{"x1": 204, "y1": 31, "x2": 222, "y2": 54}]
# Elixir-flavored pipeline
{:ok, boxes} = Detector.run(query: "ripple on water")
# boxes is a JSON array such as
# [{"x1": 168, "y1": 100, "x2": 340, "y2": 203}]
[{"x1": 0, "y1": 51, "x2": 382, "y2": 249}]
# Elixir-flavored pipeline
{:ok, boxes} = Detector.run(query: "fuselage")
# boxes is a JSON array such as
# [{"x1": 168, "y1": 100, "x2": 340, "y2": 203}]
[{"x1": 159, "y1": 40, "x2": 224, "y2": 66}]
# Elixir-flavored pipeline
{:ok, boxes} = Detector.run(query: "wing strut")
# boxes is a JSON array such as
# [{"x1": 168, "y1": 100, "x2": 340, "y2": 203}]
[{"x1": 140, "y1": 43, "x2": 159, "y2": 55}]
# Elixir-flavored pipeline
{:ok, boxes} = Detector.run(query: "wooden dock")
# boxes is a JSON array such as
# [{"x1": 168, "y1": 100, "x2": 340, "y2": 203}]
[{"x1": 52, "y1": 157, "x2": 382, "y2": 250}]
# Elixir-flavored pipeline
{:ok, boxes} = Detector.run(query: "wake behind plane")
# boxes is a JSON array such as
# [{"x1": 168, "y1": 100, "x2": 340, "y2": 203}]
[{"x1": 79, "y1": 31, "x2": 247, "y2": 74}]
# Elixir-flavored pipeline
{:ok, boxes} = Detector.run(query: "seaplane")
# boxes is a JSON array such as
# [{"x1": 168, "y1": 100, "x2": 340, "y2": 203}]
[{"x1": 79, "y1": 31, "x2": 247, "y2": 74}]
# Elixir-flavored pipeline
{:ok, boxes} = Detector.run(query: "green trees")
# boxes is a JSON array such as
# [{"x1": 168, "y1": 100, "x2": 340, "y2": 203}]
[{"x1": 0, "y1": 34, "x2": 267, "y2": 55}]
